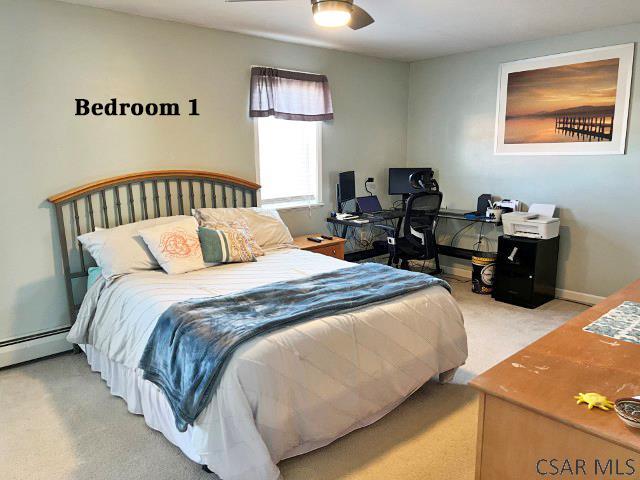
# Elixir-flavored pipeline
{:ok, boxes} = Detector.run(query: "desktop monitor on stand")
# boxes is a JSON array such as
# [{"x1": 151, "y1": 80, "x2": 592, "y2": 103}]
[
  {"x1": 388, "y1": 167, "x2": 435, "y2": 208},
  {"x1": 337, "y1": 170, "x2": 356, "y2": 214}
]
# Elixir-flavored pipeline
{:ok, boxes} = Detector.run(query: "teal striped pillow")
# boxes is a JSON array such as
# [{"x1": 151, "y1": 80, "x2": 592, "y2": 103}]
[{"x1": 198, "y1": 227, "x2": 256, "y2": 264}]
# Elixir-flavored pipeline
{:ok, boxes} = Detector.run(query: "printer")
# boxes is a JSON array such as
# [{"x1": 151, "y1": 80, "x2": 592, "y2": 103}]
[{"x1": 502, "y1": 204, "x2": 560, "y2": 239}]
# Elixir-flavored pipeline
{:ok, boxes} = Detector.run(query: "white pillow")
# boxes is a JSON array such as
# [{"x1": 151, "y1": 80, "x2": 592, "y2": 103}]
[
  {"x1": 78, "y1": 216, "x2": 190, "y2": 279},
  {"x1": 138, "y1": 217, "x2": 207, "y2": 275},
  {"x1": 193, "y1": 207, "x2": 293, "y2": 249}
]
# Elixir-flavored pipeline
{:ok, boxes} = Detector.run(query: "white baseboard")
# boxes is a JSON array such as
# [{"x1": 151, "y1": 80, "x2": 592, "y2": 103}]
[
  {"x1": 440, "y1": 265, "x2": 472, "y2": 279},
  {"x1": 0, "y1": 332, "x2": 72, "y2": 369},
  {"x1": 554, "y1": 289, "x2": 604, "y2": 306},
  {"x1": 437, "y1": 264, "x2": 603, "y2": 306}
]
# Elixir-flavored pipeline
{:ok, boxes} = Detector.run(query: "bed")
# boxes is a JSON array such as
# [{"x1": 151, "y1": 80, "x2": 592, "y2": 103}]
[{"x1": 48, "y1": 170, "x2": 468, "y2": 480}]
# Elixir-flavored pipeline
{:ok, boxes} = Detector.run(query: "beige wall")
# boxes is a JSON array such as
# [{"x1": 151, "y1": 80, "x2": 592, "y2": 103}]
[
  {"x1": 0, "y1": 0, "x2": 409, "y2": 340},
  {"x1": 407, "y1": 24, "x2": 640, "y2": 298}
]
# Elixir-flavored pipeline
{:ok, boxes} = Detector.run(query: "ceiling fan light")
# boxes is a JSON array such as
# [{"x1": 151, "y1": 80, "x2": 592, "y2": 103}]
[{"x1": 312, "y1": 1, "x2": 352, "y2": 28}]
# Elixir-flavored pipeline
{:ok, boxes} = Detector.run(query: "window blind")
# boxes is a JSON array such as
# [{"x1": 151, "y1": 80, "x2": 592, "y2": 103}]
[{"x1": 257, "y1": 117, "x2": 320, "y2": 207}]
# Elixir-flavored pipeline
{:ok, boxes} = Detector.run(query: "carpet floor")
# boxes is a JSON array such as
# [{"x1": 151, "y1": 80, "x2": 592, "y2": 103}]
[
  {"x1": 0, "y1": 280, "x2": 587, "y2": 480},
  {"x1": 444, "y1": 276, "x2": 588, "y2": 384}
]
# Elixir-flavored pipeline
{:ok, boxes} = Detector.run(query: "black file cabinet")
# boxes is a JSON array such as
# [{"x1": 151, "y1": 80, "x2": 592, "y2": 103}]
[{"x1": 493, "y1": 235, "x2": 559, "y2": 309}]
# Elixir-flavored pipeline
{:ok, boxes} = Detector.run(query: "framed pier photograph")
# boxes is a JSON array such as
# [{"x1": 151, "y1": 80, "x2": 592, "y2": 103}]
[{"x1": 494, "y1": 43, "x2": 634, "y2": 155}]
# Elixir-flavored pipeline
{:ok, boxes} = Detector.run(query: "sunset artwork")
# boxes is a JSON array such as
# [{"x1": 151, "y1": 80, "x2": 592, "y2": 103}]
[
  {"x1": 495, "y1": 44, "x2": 633, "y2": 155},
  {"x1": 504, "y1": 58, "x2": 619, "y2": 144}
]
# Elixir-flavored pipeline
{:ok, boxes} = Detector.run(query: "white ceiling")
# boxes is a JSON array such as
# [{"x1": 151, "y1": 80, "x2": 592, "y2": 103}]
[{"x1": 59, "y1": 0, "x2": 640, "y2": 62}]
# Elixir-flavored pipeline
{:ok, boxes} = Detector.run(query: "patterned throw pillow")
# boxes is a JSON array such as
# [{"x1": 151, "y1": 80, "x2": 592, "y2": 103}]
[
  {"x1": 193, "y1": 208, "x2": 293, "y2": 250},
  {"x1": 138, "y1": 217, "x2": 207, "y2": 274},
  {"x1": 200, "y1": 218, "x2": 264, "y2": 257},
  {"x1": 198, "y1": 227, "x2": 256, "y2": 264}
]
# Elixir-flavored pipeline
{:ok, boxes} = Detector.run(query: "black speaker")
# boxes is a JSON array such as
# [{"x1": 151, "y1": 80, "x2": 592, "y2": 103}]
[{"x1": 476, "y1": 194, "x2": 492, "y2": 216}]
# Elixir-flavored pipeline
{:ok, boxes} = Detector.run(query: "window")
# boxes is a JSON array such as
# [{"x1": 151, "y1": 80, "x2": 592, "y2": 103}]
[{"x1": 255, "y1": 117, "x2": 322, "y2": 209}]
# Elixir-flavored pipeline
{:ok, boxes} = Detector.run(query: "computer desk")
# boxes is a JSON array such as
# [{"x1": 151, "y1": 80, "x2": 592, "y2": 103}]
[
  {"x1": 326, "y1": 208, "x2": 500, "y2": 263},
  {"x1": 436, "y1": 208, "x2": 500, "y2": 260},
  {"x1": 326, "y1": 210, "x2": 404, "y2": 262}
]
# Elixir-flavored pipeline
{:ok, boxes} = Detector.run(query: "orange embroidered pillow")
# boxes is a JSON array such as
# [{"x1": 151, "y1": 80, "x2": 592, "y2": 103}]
[
  {"x1": 77, "y1": 215, "x2": 191, "y2": 279},
  {"x1": 138, "y1": 217, "x2": 207, "y2": 274}
]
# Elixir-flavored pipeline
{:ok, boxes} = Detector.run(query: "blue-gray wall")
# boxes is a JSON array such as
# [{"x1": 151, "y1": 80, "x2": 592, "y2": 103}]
[{"x1": 407, "y1": 23, "x2": 640, "y2": 298}]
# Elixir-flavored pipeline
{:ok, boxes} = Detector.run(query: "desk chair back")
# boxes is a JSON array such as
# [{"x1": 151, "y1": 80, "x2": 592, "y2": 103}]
[{"x1": 404, "y1": 190, "x2": 442, "y2": 256}]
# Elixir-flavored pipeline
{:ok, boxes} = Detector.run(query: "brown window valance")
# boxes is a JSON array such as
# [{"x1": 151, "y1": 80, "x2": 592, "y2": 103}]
[{"x1": 249, "y1": 67, "x2": 334, "y2": 121}]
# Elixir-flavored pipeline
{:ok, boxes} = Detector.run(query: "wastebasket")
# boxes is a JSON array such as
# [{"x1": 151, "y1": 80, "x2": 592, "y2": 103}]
[{"x1": 471, "y1": 253, "x2": 497, "y2": 295}]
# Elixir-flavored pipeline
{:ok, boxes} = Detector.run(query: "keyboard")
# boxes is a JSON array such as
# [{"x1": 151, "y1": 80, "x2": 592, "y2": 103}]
[{"x1": 365, "y1": 210, "x2": 404, "y2": 219}]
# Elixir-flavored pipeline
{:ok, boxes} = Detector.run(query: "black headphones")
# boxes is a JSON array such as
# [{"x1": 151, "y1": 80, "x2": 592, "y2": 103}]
[{"x1": 409, "y1": 171, "x2": 439, "y2": 192}]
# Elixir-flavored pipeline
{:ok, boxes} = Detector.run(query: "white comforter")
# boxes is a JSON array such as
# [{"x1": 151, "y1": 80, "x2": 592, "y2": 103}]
[{"x1": 69, "y1": 248, "x2": 468, "y2": 480}]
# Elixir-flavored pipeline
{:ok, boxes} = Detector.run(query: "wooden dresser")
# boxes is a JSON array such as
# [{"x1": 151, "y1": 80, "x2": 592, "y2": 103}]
[
  {"x1": 471, "y1": 280, "x2": 640, "y2": 479},
  {"x1": 293, "y1": 234, "x2": 345, "y2": 260}
]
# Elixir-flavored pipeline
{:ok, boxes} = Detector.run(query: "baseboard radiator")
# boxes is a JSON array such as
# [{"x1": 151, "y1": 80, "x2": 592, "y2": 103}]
[{"x1": 0, "y1": 327, "x2": 72, "y2": 368}]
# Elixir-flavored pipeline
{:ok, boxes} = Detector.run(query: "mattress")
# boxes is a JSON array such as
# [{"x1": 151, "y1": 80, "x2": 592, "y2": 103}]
[{"x1": 69, "y1": 248, "x2": 468, "y2": 480}]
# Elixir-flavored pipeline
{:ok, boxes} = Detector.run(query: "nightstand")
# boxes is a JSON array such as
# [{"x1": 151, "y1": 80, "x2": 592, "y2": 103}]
[{"x1": 293, "y1": 234, "x2": 345, "y2": 260}]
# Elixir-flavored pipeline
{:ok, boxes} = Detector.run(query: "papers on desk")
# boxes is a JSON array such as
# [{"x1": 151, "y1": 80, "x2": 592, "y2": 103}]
[
  {"x1": 529, "y1": 203, "x2": 556, "y2": 218},
  {"x1": 334, "y1": 213, "x2": 370, "y2": 224},
  {"x1": 335, "y1": 213, "x2": 358, "y2": 221}
]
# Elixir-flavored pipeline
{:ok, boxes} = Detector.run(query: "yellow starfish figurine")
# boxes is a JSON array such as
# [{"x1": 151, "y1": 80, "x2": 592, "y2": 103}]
[{"x1": 574, "y1": 392, "x2": 615, "y2": 411}]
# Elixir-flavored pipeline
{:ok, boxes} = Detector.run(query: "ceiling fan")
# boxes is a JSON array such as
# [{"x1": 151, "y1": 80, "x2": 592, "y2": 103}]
[{"x1": 226, "y1": 0, "x2": 375, "y2": 30}]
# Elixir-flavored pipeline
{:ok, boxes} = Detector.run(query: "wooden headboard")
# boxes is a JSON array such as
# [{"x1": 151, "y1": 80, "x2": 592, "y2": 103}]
[{"x1": 48, "y1": 170, "x2": 260, "y2": 325}]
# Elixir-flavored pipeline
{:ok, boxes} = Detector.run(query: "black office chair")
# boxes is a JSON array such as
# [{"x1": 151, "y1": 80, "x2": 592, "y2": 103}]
[{"x1": 379, "y1": 190, "x2": 442, "y2": 272}]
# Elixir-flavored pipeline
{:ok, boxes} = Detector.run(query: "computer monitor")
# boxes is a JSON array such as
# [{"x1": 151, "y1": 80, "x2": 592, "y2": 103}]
[
  {"x1": 388, "y1": 168, "x2": 434, "y2": 195},
  {"x1": 338, "y1": 171, "x2": 356, "y2": 202}
]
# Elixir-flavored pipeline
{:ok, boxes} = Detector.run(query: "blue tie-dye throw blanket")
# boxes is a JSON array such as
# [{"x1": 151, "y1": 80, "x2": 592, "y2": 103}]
[{"x1": 139, "y1": 262, "x2": 450, "y2": 432}]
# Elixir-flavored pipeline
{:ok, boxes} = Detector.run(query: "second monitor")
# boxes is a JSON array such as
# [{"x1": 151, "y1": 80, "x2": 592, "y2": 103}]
[{"x1": 337, "y1": 170, "x2": 356, "y2": 213}]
